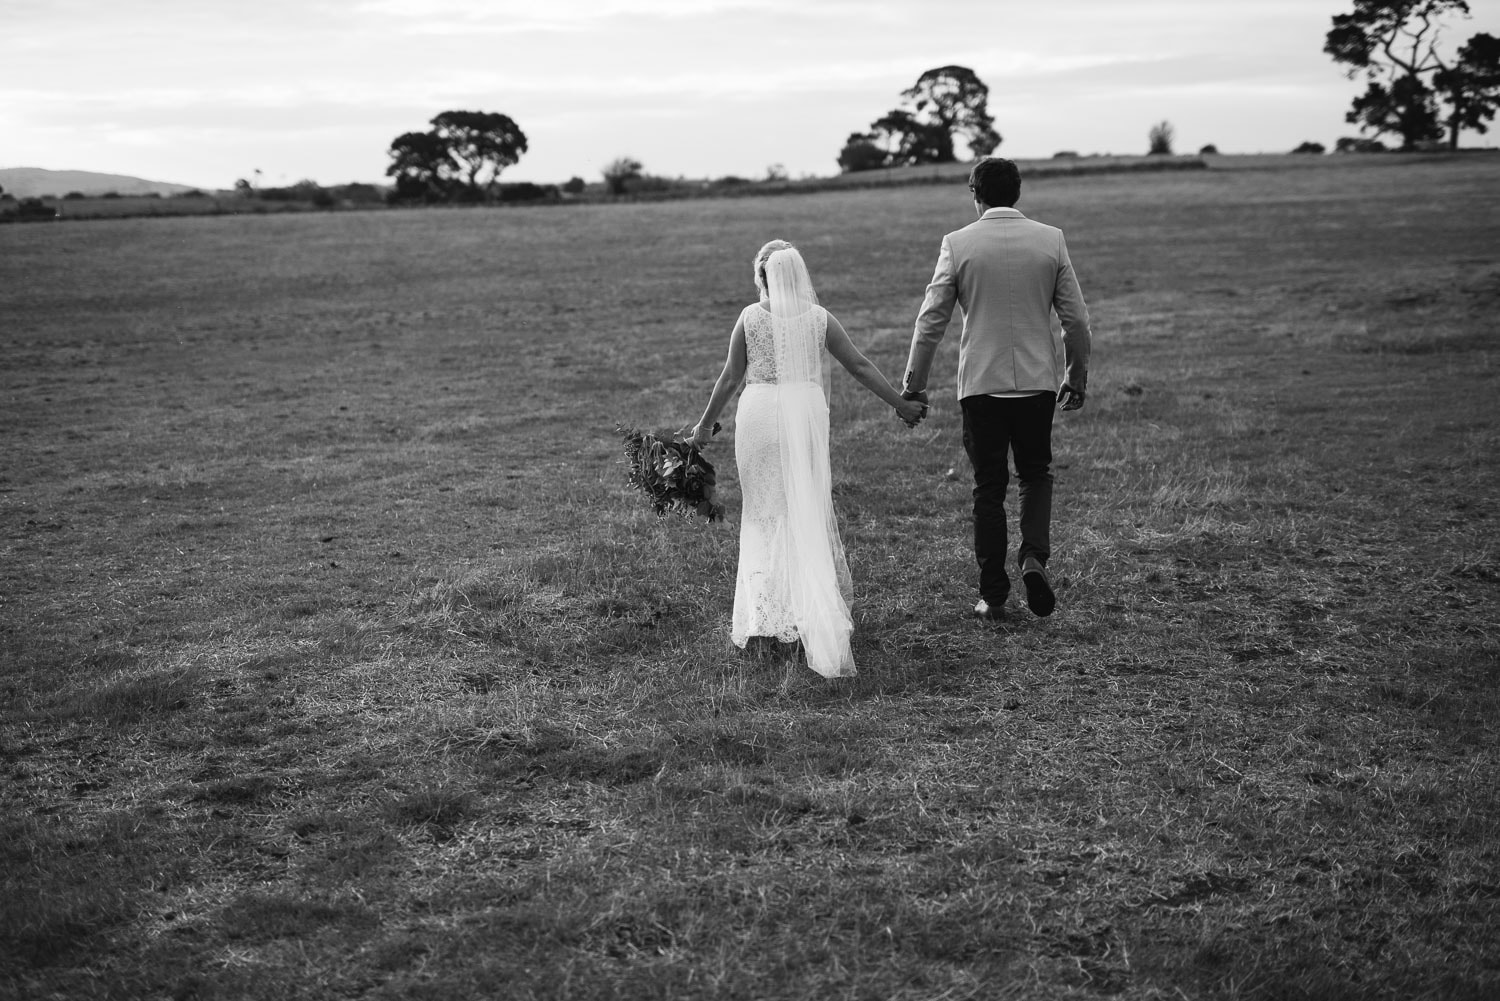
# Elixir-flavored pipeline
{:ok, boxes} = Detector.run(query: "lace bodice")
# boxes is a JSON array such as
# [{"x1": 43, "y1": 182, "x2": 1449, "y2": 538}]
[{"x1": 743, "y1": 303, "x2": 828, "y2": 385}]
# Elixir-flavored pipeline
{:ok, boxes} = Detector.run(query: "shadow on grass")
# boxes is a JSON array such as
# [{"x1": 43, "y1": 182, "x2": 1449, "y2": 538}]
[
  {"x1": 0, "y1": 810, "x2": 186, "y2": 973},
  {"x1": 45, "y1": 664, "x2": 202, "y2": 727},
  {"x1": 218, "y1": 890, "x2": 375, "y2": 941}
]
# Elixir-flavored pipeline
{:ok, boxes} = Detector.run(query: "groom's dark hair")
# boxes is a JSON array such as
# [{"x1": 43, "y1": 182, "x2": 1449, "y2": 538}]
[{"x1": 969, "y1": 157, "x2": 1021, "y2": 208}]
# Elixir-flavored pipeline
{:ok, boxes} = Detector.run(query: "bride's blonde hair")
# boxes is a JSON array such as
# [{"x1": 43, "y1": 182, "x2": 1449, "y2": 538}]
[{"x1": 753, "y1": 239, "x2": 796, "y2": 300}]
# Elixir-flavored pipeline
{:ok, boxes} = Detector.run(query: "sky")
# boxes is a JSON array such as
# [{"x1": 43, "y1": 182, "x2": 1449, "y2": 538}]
[{"x1": 5, "y1": 0, "x2": 1499, "y2": 191}]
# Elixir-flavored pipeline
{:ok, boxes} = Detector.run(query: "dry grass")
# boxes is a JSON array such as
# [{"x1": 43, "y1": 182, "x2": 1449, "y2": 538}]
[{"x1": 1, "y1": 155, "x2": 1497, "y2": 1000}]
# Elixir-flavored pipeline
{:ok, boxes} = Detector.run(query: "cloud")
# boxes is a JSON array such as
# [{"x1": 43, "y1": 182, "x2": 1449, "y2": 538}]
[
  {"x1": 352, "y1": 0, "x2": 876, "y2": 27},
  {"x1": 7, "y1": 0, "x2": 1495, "y2": 186}
]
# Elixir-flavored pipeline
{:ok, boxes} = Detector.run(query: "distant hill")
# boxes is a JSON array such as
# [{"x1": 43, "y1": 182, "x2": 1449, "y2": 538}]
[{"x1": 0, "y1": 167, "x2": 202, "y2": 199}]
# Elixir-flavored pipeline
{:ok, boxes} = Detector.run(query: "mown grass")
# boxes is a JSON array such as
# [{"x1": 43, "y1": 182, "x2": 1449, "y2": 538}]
[{"x1": 1, "y1": 155, "x2": 1497, "y2": 999}]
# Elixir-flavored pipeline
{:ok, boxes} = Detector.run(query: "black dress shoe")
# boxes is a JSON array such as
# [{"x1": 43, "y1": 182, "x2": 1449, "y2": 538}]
[
  {"x1": 742, "y1": 636, "x2": 779, "y2": 658},
  {"x1": 974, "y1": 598, "x2": 1005, "y2": 621},
  {"x1": 1022, "y1": 557, "x2": 1055, "y2": 617}
]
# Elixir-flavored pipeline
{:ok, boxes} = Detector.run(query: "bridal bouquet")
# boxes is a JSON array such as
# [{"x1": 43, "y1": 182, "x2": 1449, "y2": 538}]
[{"x1": 615, "y1": 422, "x2": 724, "y2": 522}]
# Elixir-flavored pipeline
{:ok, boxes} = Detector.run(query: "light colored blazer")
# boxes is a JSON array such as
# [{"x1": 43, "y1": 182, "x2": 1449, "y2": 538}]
[{"x1": 904, "y1": 207, "x2": 1091, "y2": 401}]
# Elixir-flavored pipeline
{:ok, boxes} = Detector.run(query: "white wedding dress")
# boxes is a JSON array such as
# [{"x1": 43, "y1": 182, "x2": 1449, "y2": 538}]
[{"x1": 731, "y1": 300, "x2": 856, "y2": 678}]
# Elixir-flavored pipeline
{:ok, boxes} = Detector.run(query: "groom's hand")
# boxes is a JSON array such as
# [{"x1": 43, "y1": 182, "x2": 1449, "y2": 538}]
[
  {"x1": 1058, "y1": 383, "x2": 1086, "y2": 411},
  {"x1": 898, "y1": 389, "x2": 929, "y2": 428}
]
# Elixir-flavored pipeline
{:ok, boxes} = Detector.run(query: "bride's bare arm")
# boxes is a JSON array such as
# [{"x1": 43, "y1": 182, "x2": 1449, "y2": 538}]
[
  {"x1": 826, "y1": 313, "x2": 927, "y2": 424},
  {"x1": 690, "y1": 316, "x2": 748, "y2": 445}
]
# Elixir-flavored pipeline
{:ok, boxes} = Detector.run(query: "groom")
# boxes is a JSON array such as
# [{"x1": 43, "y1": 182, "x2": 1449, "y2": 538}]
[{"x1": 900, "y1": 156, "x2": 1092, "y2": 620}]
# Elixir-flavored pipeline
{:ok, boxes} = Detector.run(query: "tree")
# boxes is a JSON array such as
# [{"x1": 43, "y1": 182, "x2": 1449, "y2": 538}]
[
  {"x1": 17, "y1": 197, "x2": 56, "y2": 220},
  {"x1": 1292, "y1": 141, "x2": 1328, "y2": 153},
  {"x1": 384, "y1": 111, "x2": 528, "y2": 204},
  {"x1": 837, "y1": 66, "x2": 1001, "y2": 170},
  {"x1": 1148, "y1": 120, "x2": 1175, "y2": 155},
  {"x1": 1325, "y1": 1, "x2": 1499, "y2": 149},
  {"x1": 429, "y1": 110, "x2": 528, "y2": 201},
  {"x1": 1435, "y1": 32, "x2": 1500, "y2": 143},
  {"x1": 387, "y1": 129, "x2": 458, "y2": 203},
  {"x1": 1347, "y1": 75, "x2": 1444, "y2": 147},
  {"x1": 836, "y1": 132, "x2": 888, "y2": 173},
  {"x1": 899, "y1": 66, "x2": 1001, "y2": 161},
  {"x1": 603, "y1": 157, "x2": 643, "y2": 196},
  {"x1": 869, "y1": 109, "x2": 951, "y2": 166}
]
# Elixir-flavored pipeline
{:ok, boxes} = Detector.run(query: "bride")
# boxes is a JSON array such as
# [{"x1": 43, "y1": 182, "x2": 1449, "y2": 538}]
[{"x1": 689, "y1": 240, "x2": 927, "y2": 678}]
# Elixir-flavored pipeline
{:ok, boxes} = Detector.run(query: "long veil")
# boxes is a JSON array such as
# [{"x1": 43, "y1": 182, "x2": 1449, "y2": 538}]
[{"x1": 765, "y1": 249, "x2": 855, "y2": 678}]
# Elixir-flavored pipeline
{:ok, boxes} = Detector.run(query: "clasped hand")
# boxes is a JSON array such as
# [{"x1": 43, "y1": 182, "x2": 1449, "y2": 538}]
[{"x1": 895, "y1": 390, "x2": 928, "y2": 429}]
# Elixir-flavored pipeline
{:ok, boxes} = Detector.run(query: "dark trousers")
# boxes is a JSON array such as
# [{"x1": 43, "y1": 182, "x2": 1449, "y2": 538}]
[{"x1": 960, "y1": 393, "x2": 1056, "y2": 604}]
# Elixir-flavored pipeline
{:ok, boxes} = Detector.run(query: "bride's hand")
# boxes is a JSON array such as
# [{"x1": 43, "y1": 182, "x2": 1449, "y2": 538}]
[
  {"x1": 894, "y1": 398, "x2": 928, "y2": 427},
  {"x1": 687, "y1": 422, "x2": 717, "y2": 448}
]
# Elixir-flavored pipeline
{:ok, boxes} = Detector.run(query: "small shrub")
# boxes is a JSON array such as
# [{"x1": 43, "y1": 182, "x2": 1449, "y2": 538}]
[
  {"x1": 625, "y1": 174, "x2": 677, "y2": 195},
  {"x1": 602, "y1": 156, "x2": 643, "y2": 196},
  {"x1": 1148, "y1": 120, "x2": 1175, "y2": 156},
  {"x1": 837, "y1": 133, "x2": 887, "y2": 173},
  {"x1": 1292, "y1": 141, "x2": 1326, "y2": 154},
  {"x1": 1336, "y1": 136, "x2": 1387, "y2": 153},
  {"x1": 1052, "y1": 150, "x2": 1080, "y2": 159},
  {"x1": 16, "y1": 197, "x2": 57, "y2": 220},
  {"x1": 328, "y1": 182, "x2": 385, "y2": 205},
  {"x1": 101, "y1": 191, "x2": 122, "y2": 199},
  {"x1": 258, "y1": 179, "x2": 325, "y2": 203},
  {"x1": 497, "y1": 181, "x2": 559, "y2": 203},
  {"x1": 1199, "y1": 143, "x2": 1219, "y2": 155},
  {"x1": 63, "y1": 191, "x2": 86, "y2": 200},
  {"x1": 563, "y1": 176, "x2": 585, "y2": 195}
]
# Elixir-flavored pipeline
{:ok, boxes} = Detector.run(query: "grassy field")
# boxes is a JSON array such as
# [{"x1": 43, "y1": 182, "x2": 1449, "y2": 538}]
[{"x1": 2, "y1": 155, "x2": 1497, "y2": 1000}]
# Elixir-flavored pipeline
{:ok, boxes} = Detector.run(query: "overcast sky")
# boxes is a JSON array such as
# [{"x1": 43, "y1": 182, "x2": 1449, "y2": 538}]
[{"x1": 5, "y1": 0, "x2": 1498, "y2": 189}]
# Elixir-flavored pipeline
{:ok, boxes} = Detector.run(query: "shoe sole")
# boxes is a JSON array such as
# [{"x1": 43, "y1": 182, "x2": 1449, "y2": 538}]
[{"x1": 1023, "y1": 569, "x2": 1055, "y2": 617}]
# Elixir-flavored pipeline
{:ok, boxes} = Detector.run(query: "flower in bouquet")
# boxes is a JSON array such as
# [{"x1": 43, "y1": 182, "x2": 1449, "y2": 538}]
[{"x1": 615, "y1": 422, "x2": 724, "y2": 521}]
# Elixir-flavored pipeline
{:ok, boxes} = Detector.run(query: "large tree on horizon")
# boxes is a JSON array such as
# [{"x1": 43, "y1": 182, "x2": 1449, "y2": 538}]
[
  {"x1": 429, "y1": 111, "x2": 528, "y2": 201},
  {"x1": 899, "y1": 66, "x2": 1001, "y2": 161},
  {"x1": 1325, "y1": 0, "x2": 1500, "y2": 149},
  {"x1": 836, "y1": 66, "x2": 1001, "y2": 173},
  {"x1": 385, "y1": 111, "x2": 528, "y2": 203}
]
